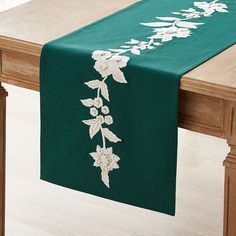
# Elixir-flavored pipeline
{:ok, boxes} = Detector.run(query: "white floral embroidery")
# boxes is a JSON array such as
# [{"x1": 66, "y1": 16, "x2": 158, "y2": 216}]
[
  {"x1": 90, "y1": 145, "x2": 120, "y2": 188},
  {"x1": 90, "y1": 107, "x2": 98, "y2": 117},
  {"x1": 194, "y1": 1, "x2": 228, "y2": 16},
  {"x1": 101, "y1": 106, "x2": 109, "y2": 115},
  {"x1": 105, "y1": 115, "x2": 113, "y2": 125},
  {"x1": 150, "y1": 27, "x2": 192, "y2": 42},
  {"x1": 81, "y1": 0, "x2": 228, "y2": 188}
]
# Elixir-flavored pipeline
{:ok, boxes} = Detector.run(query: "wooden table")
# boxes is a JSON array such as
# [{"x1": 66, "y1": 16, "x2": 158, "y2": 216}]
[{"x1": 0, "y1": 0, "x2": 236, "y2": 235}]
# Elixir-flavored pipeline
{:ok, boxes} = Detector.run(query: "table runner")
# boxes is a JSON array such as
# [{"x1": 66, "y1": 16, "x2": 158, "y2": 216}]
[{"x1": 40, "y1": 0, "x2": 236, "y2": 215}]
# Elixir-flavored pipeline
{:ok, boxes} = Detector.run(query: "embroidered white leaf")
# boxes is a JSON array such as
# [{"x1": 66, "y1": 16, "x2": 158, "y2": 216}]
[
  {"x1": 109, "y1": 49, "x2": 127, "y2": 53},
  {"x1": 103, "y1": 128, "x2": 121, "y2": 143},
  {"x1": 126, "y1": 39, "x2": 140, "y2": 44},
  {"x1": 85, "y1": 80, "x2": 101, "y2": 89},
  {"x1": 153, "y1": 42, "x2": 161, "y2": 46},
  {"x1": 112, "y1": 69, "x2": 127, "y2": 83},
  {"x1": 172, "y1": 12, "x2": 181, "y2": 14},
  {"x1": 147, "y1": 46, "x2": 155, "y2": 50},
  {"x1": 182, "y1": 8, "x2": 196, "y2": 12},
  {"x1": 141, "y1": 22, "x2": 172, "y2": 27},
  {"x1": 204, "y1": 9, "x2": 215, "y2": 16},
  {"x1": 81, "y1": 99, "x2": 94, "y2": 107},
  {"x1": 156, "y1": 17, "x2": 180, "y2": 21},
  {"x1": 89, "y1": 122, "x2": 100, "y2": 139},
  {"x1": 101, "y1": 170, "x2": 110, "y2": 188},
  {"x1": 216, "y1": 8, "x2": 228, "y2": 13},
  {"x1": 82, "y1": 119, "x2": 97, "y2": 126},
  {"x1": 176, "y1": 21, "x2": 204, "y2": 29},
  {"x1": 101, "y1": 82, "x2": 109, "y2": 101},
  {"x1": 121, "y1": 45, "x2": 131, "y2": 48}
]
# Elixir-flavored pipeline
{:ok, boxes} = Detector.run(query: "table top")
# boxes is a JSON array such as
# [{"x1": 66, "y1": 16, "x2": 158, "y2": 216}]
[{"x1": 0, "y1": 0, "x2": 236, "y2": 95}]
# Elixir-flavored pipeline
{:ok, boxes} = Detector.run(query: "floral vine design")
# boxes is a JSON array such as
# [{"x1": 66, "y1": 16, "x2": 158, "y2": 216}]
[{"x1": 81, "y1": 0, "x2": 228, "y2": 188}]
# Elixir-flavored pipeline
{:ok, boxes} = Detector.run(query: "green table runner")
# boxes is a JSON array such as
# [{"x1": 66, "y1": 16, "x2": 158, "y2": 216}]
[{"x1": 40, "y1": 0, "x2": 236, "y2": 215}]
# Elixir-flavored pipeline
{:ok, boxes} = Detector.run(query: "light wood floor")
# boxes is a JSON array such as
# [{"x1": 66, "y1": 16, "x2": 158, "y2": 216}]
[{"x1": 4, "y1": 84, "x2": 228, "y2": 236}]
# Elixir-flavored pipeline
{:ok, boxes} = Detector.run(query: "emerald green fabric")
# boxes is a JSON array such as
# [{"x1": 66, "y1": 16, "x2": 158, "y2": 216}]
[{"x1": 40, "y1": 0, "x2": 236, "y2": 215}]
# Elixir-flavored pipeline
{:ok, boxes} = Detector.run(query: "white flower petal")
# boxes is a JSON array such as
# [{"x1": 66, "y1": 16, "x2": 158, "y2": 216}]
[
  {"x1": 112, "y1": 163, "x2": 119, "y2": 169},
  {"x1": 93, "y1": 161, "x2": 100, "y2": 167},
  {"x1": 96, "y1": 145, "x2": 102, "y2": 153},
  {"x1": 90, "y1": 152, "x2": 98, "y2": 160},
  {"x1": 114, "y1": 155, "x2": 120, "y2": 162},
  {"x1": 106, "y1": 147, "x2": 113, "y2": 155}
]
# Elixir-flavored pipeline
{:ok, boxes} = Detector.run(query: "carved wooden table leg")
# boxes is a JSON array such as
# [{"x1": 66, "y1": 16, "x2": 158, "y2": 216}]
[
  {"x1": 0, "y1": 84, "x2": 7, "y2": 236},
  {"x1": 224, "y1": 101, "x2": 236, "y2": 236}
]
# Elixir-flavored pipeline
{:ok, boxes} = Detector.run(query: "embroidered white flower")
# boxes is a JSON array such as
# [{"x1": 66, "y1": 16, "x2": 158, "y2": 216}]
[
  {"x1": 90, "y1": 145, "x2": 120, "y2": 188},
  {"x1": 81, "y1": 0, "x2": 228, "y2": 188},
  {"x1": 94, "y1": 55, "x2": 129, "y2": 82},
  {"x1": 94, "y1": 59, "x2": 111, "y2": 78},
  {"x1": 96, "y1": 115, "x2": 105, "y2": 125},
  {"x1": 194, "y1": 1, "x2": 228, "y2": 16},
  {"x1": 94, "y1": 97, "x2": 103, "y2": 108},
  {"x1": 109, "y1": 55, "x2": 129, "y2": 68},
  {"x1": 90, "y1": 107, "x2": 98, "y2": 117},
  {"x1": 152, "y1": 27, "x2": 191, "y2": 42},
  {"x1": 101, "y1": 106, "x2": 109, "y2": 114},
  {"x1": 105, "y1": 115, "x2": 113, "y2": 125}
]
